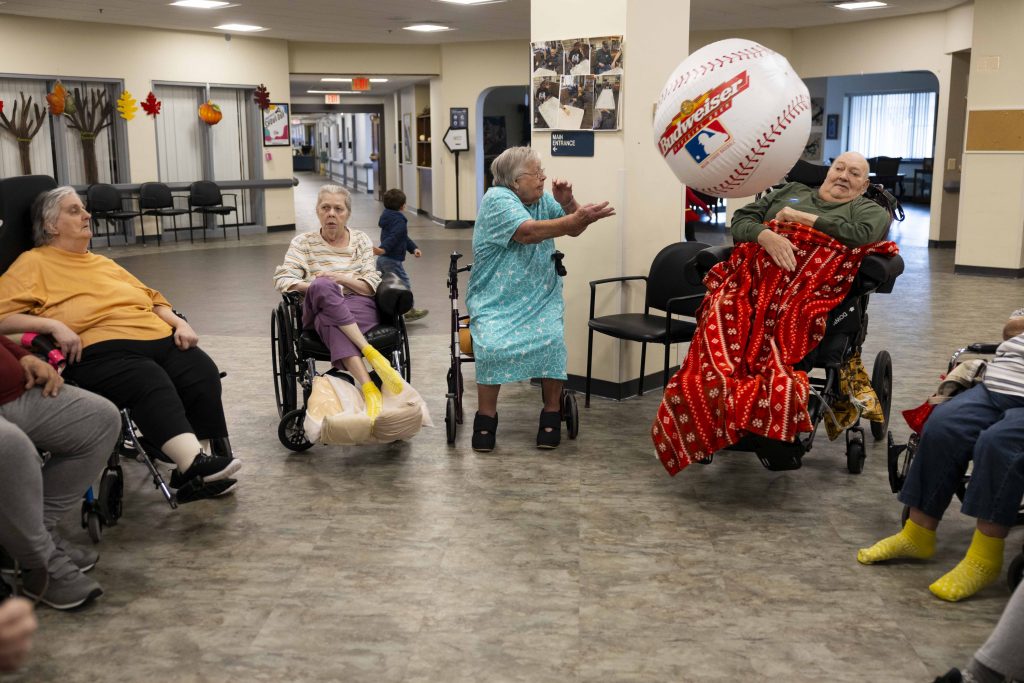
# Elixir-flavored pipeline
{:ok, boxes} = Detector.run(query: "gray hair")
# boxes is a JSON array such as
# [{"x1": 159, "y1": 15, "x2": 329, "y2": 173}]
[
  {"x1": 490, "y1": 146, "x2": 540, "y2": 189},
  {"x1": 31, "y1": 186, "x2": 81, "y2": 247},
  {"x1": 317, "y1": 184, "x2": 351, "y2": 212}
]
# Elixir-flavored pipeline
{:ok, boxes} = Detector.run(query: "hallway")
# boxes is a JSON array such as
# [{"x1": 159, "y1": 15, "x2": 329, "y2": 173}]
[{"x1": 13, "y1": 174, "x2": 1023, "y2": 682}]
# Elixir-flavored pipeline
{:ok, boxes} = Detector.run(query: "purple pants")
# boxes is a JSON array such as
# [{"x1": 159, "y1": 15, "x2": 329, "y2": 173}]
[{"x1": 302, "y1": 276, "x2": 380, "y2": 368}]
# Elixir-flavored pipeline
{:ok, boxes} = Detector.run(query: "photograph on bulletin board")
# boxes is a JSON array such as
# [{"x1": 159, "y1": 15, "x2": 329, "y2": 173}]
[
  {"x1": 533, "y1": 77, "x2": 560, "y2": 130},
  {"x1": 532, "y1": 41, "x2": 565, "y2": 78},
  {"x1": 590, "y1": 36, "x2": 623, "y2": 76},
  {"x1": 558, "y1": 75, "x2": 594, "y2": 130},
  {"x1": 593, "y1": 74, "x2": 621, "y2": 130},
  {"x1": 263, "y1": 103, "x2": 290, "y2": 147},
  {"x1": 562, "y1": 38, "x2": 591, "y2": 76}
]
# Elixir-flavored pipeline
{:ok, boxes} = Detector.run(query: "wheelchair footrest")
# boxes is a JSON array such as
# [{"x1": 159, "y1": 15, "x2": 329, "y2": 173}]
[{"x1": 723, "y1": 435, "x2": 805, "y2": 471}]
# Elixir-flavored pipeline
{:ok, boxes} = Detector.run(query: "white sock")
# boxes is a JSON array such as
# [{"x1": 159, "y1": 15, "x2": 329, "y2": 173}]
[{"x1": 160, "y1": 434, "x2": 202, "y2": 471}]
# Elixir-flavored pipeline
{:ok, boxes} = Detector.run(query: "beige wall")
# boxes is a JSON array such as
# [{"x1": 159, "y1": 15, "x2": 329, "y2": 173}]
[{"x1": 0, "y1": 14, "x2": 295, "y2": 227}]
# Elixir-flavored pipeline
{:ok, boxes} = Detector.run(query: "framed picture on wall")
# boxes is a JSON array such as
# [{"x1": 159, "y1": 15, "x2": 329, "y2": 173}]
[
  {"x1": 263, "y1": 103, "x2": 290, "y2": 147},
  {"x1": 826, "y1": 113, "x2": 839, "y2": 140}
]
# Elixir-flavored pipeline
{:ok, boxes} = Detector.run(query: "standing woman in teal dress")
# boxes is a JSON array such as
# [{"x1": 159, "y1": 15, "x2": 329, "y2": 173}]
[{"x1": 467, "y1": 146, "x2": 615, "y2": 452}]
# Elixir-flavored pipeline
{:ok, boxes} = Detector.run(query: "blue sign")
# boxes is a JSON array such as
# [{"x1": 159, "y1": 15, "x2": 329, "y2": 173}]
[{"x1": 551, "y1": 131, "x2": 594, "y2": 157}]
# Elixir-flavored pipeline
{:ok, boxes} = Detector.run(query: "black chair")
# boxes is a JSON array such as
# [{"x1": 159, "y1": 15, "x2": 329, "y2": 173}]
[
  {"x1": 586, "y1": 241, "x2": 709, "y2": 407},
  {"x1": 786, "y1": 159, "x2": 830, "y2": 187},
  {"x1": 87, "y1": 183, "x2": 141, "y2": 248},
  {"x1": 139, "y1": 182, "x2": 190, "y2": 245},
  {"x1": 0, "y1": 175, "x2": 57, "y2": 273},
  {"x1": 867, "y1": 156, "x2": 904, "y2": 198},
  {"x1": 188, "y1": 180, "x2": 239, "y2": 242}
]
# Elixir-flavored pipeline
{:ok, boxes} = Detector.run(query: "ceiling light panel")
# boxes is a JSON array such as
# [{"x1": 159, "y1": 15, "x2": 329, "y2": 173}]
[
  {"x1": 835, "y1": 1, "x2": 887, "y2": 9},
  {"x1": 403, "y1": 24, "x2": 453, "y2": 32},
  {"x1": 171, "y1": 0, "x2": 231, "y2": 8},
  {"x1": 214, "y1": 23, "x2": 267, "y2": 31}
]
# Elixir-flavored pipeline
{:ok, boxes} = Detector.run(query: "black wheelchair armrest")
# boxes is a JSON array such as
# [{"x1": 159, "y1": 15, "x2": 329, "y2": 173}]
[
  {"x1": 376, "y1": 272, "x2": 413, "y2": 318},
  {"x1": 850, "y1": 253, "x2": 904, "y2": 296},
  {"x1": 694, "y1": 245, "x2": 733, "y2": 281},
  {"x1": 283, "y1": 290, "x2": 303, "y2": 305},
  {"x1": 966, "y1": 343, "x2": 1001, "y2": 354},
  {"x1": 588, "y1": 275, "x2": 646, "y2": 319}
]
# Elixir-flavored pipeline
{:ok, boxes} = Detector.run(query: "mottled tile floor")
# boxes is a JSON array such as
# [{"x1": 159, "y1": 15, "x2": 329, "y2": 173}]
[{"x1": 8, "y1": 175, "x2": 1022, "y2": 682}]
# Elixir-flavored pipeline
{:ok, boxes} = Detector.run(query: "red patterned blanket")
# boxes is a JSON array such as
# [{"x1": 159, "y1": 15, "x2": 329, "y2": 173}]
[{"x1": 651, "y1": 223, "x2": 899, "y2": 476}]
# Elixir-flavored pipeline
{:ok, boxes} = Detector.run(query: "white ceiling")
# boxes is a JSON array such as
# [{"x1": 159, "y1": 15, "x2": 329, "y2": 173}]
[{"x1": 0, "y1": 0, "x2": 970, "y2": 43}]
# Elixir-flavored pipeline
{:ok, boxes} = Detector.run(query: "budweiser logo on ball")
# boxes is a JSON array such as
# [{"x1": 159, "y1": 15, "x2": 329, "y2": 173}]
[{"x1": 658, "y1": 70, "x2": 750, "y2": 158}]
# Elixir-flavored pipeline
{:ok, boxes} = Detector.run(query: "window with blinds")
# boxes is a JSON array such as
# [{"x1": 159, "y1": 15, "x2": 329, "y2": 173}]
[{"x1": 845, "y1": 91, "x2": 937, "y2": 159}]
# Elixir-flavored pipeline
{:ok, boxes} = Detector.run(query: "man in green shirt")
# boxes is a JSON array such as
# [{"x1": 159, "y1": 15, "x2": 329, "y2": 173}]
[{"x1": 730, "y1": 151, "x2": 891, "y2": 271}]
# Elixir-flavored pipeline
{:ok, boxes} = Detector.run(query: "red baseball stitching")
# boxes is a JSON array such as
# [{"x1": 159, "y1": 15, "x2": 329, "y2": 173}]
[
  {"x1": 657, "y1": 46, "x2": 772, "y2": 107},
  {"x1": 696, "y1": 94, "x2": 810, "y2": 196}
]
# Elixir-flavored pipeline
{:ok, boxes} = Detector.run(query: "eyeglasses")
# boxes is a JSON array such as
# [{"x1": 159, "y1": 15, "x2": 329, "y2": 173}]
[{"x1": 518, "y1": 168, "x2": 546, "y2": 178}]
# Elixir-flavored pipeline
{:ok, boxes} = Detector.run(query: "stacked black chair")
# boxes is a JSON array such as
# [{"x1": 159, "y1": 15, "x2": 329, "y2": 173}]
[
  {"x1": 188, "y1": 181, "x2": 239, "y2": 241},
  {"x1": 139, "y1": 182, "x2": 189, "y2": 245},
  {"x1": 0, "y1": 175, "x2": 57, "y2": 272},
  {"x1": 87, "y1": 183, "x2": 141, "y2": 248}
]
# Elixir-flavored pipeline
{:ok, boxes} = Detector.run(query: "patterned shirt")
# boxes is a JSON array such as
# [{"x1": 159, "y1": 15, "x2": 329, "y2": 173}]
[
  {"x1": 983, "y1": 307, "x2": 1024, "y2": 398},
  {"x1": 273, "y1": 229, "x2": 381, "y2": 294}
]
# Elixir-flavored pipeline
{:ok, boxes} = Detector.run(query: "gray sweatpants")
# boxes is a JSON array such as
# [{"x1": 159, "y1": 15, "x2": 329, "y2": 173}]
[
  {"x1": 975, "y1": 578, "x2": 1024, "y2": 679},
  {"x1": 0, "y1": 385, "x2": 120, "y2": 569}
]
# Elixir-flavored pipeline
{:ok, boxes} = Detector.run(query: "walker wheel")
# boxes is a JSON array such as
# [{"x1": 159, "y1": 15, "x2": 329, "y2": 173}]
[
  {"x1": 86, "y1": 511, "x2": 103, "y2": 544},
  {"x1": 846, "y1": 439, "x2": 865, "y2": 474},
  {"x1": 279, "y1": 408, "x2": 314, "y2": 452},
  {"x1": 562, "y1": 391, "x2": 579, "y2": 440},
  {"x1": 98, "y1": 467, "x2": 124, "y2": 524},
  {"x1": 1008, "y1": 553, "x2": 1024, "y2": 592},
  {"x1": 445, "y1": 396, "x2": 458, "y2": 444}
]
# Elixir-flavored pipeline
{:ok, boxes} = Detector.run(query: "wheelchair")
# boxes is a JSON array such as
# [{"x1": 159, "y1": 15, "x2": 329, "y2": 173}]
[
  {"x1": 270, "y1": 274, "x2": 412, "y2": 452},
  {"x1": 886, "y1": 342, "x2": 1024, "y2": 591},
  {"x1": 691, "y1": 184, "x2": 905, "y2": 474},
  {"x1": 0, "y1": 175, "x2": 229, "y2": 544},
  {"x1": 444, "y1": 251, "x2": 579, "y2": 445}
]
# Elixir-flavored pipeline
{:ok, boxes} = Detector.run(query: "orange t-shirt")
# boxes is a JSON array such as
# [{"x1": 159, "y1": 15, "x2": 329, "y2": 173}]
[{"x1": 0, "y1": 246, "x2": 174, "y2": 348}]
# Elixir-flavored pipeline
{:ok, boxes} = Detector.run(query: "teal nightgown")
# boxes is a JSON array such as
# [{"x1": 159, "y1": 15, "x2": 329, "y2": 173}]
[{"x1": 466, "y1": 187, "x2": 567, "y2": 385}]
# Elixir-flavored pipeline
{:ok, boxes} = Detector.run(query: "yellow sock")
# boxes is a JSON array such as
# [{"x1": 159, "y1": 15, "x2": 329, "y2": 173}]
[
  {"x1": 857, "y1": 519, "x2": 936, "y2": 564},
  {"x1": 362, "y1": 381, "x2": 382, "y2": 421},
  {"x1": 361, "y1": 345, "x2": 403, "y2": 394},
  {"x1": 929, "y1": 529, "x2": 1003, "y2": 602}
]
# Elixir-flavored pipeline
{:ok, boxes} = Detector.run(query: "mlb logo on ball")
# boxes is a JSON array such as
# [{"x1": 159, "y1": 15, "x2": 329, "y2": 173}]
[{"x1": 684, "y1": 120, "x2": 733, "y2": 167}]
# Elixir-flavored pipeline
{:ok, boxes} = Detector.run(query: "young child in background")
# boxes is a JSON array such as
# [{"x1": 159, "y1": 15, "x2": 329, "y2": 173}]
[{"x1": 373, "y1": 189, "x2": 428, "y2": 321}]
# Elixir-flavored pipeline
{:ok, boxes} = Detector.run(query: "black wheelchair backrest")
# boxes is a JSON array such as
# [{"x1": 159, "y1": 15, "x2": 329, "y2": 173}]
[{"x1": 0, "y1": 175, "x2": 57, "y2": 275}]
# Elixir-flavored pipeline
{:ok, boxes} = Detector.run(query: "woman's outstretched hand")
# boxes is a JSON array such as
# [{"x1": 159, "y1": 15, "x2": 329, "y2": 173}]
[
  {"x1": 568, "y1": 201, "x2": 616, "y2": 236},
  {"x1": 551, "y1": 178, "x2": 575, "y2": 207}
]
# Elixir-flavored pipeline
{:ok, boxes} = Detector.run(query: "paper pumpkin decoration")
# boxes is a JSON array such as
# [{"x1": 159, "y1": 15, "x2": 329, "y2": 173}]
[
  {"x1": 117, "y1": 91, "x2": 138, "y2": 121},
  {"x1": 199, "y1": 100, "x2": 223, "y2": 125},
  {"x1": 141, "y1": 91, "x2": 162, "y2": 118}
]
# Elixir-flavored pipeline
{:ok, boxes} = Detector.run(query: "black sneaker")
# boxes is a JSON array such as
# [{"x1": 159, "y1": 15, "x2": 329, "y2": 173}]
[
  {"x1": 175, "y1": 477, "x2": 238, "y2": 505},
  {"x1": 169, "y1": 452, "x2": 241, "y2": 489}
]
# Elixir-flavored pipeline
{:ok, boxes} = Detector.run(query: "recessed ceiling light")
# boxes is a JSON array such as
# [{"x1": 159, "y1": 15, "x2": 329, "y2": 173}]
[
  {"x1": 214, "y1": 23, "x2": 267, "y2": 31},
  {"x1": 321, "y1": 77, "x2": 352, "y2": 82},
  {"x1": 308, "y1": 90, "x2": 362, "y2": 94},
  {"x1": 835, "y1": 1, "x2": 887, "y2": 9},
  {"x1": 435, "y1": 0, "x2": 507, "y2": 5},
  {"x1": 370, "y1": 78, "x2": 389, "y2": 83},
  {"x1": 171, "y1": 0, "x2": 231, "y2": 8},
  {"x1": 403, "y1": 24, "x2": 453, "y2": 32}
]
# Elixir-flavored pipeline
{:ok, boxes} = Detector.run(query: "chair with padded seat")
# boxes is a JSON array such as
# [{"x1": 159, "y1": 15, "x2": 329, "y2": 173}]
[
  {"x1": 785, "y1": 159, "x2": 831, "y2": 187},
  {"x1": 867, "y1": 156, "x2": 904, "y2": 198},
  {"x1": 139, "y1": 182, "x2": 190, "y2": 245},
  {"x1": 585, "y1": 241, "x2": 709, "y2": 407},
  {"x1": 87, "y1": 183, "x2": 141, "y2": 248},
  {"x1": 188, "y1": 180, "x2": 239, "y2": 242}
]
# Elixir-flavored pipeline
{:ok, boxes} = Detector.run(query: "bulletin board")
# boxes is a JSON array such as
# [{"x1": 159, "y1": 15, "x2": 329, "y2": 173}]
[{"x1": 965, "y1": 110, "x2": 1024, "y2": 151}]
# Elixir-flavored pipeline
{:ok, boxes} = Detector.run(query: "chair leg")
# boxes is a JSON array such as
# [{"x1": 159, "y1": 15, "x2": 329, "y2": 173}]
[
  {"x1": 663, "y1": 342, "x2": 671, "y2": 392},
  {"x1": 187, "y1": 212, "x2": 195, "y2": 244},
  {"x1": 638, "y1": 342, "x2": 647, "y2": 397},
  {"x1": 585, "y1": 328, "x2": 594, "y2": 408},
  {"x1": 170, "y1": 214, "x2": 178, "y2": 243},
  {"x1": 234, "y1": 212, "x2": 240, "y2": 240}
]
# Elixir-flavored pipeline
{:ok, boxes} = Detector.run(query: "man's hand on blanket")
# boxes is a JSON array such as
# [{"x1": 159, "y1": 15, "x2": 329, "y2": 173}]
[
  {"x1": 774, "y1": 206, "x2": 818, "y2": 227},
  {"x1": 757, "y1": 229, "x2": 798, "y2": 272}
]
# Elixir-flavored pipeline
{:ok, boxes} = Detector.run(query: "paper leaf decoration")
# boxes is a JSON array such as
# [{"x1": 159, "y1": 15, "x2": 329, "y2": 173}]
[
  {"x1": 253, "y1": 84, "x2": 271, "y2": 111},
  {"x1": 141, "y1": 91, "x2": 161, "y2": 118},
  {"x1": 117, "y1": 90, "x2": 138, "y2": 121},
  {"x1": 46, "y1": 81, "x2": 67, "y2": 116}
]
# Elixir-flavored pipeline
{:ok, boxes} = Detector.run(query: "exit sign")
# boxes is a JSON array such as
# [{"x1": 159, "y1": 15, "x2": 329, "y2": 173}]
[{"x1": 324, "y1": 94, "x2": 340, "y2": 105}]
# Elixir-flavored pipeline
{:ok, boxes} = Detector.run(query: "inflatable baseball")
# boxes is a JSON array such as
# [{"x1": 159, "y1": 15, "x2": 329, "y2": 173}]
[{"x1": 654, "y1": 39, "x2": 811, "y2": 198}]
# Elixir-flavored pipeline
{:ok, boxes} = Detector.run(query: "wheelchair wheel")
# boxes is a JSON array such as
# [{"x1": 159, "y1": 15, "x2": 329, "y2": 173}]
[
  {"x1": 279, "y1": 408, "x2": 314, "y2": 452},
  {"x1": 98, "y1": 466, "x2": 124, "y2": 524},
  {"x1": 562, "y1": 390, "x2": 579, "y2": 440},
  {"x1": 846, "y1": 438, "x2": 865, "y2": 474},
  {"x1": 445, "y1": 396, "x2": 457, "y2": 444},
  {"x1": 271, "y1": 308, "x2": 297, "y2": 418},
  {"x1": 83, "y1": 504, "x2": 103, "y2": 544},
  {"x1": 870, "y1": 350, "x2": 893, "y2": 440},
  {"x1": 1008, "y1": 553, "x2": 1024, "y2": 592},
  {"x1": 887, "y1": 431, "x2": 915, "y2": 494},
  {"x1": 900, "y1": 504, "x2": 910, "y2": 528}
]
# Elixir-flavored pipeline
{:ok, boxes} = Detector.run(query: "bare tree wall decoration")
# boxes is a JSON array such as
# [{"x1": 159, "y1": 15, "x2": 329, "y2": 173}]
[
  {"x1": 0, "y1": 92, "x2": 47, "y2": 175},
  {"x1": 64, "y1": 86, "x2": 114, "y2": 184}
]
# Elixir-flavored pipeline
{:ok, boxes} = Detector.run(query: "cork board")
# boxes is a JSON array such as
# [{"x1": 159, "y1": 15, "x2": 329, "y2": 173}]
[{"x1": 965, "y1": 109, "x2": 1024, "y2": 151}]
